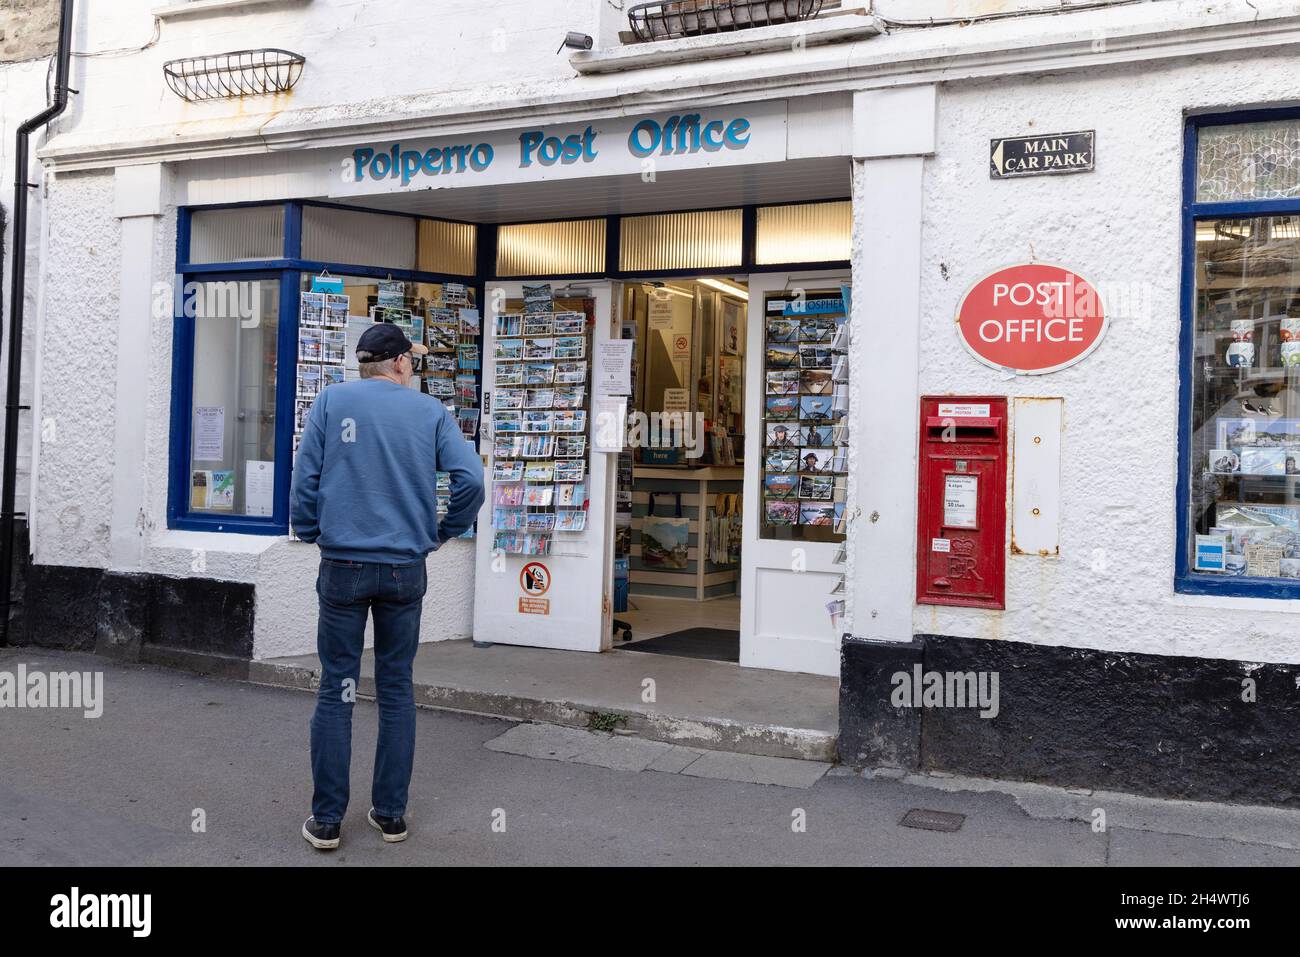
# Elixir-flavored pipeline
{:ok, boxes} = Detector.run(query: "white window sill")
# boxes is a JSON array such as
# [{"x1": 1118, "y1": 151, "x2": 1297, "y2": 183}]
[
  {"x1": 153, "y1": 0, "x2": 309, "y2": 20},
  {"x1": 571, "y1": 13, "x2": 882, "y2": 75}
]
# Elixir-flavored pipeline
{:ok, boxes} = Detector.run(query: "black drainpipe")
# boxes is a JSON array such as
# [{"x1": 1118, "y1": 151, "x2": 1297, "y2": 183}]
[{"x1": 0, "y1": 0, "x2": 76, "y2": 645}]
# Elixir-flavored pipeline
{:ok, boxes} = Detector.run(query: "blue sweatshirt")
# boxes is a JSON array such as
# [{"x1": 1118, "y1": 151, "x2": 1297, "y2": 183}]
[{"x1": 289, "y1": 379, "x2": 486, "y2": 563}]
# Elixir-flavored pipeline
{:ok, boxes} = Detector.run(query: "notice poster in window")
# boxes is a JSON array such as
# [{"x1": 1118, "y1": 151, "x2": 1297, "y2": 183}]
[
  {"x1": 193, "y1": 406, "x2": 225, "y2": 462},
  {"x1": 245, "y1": 460, "x2": 274, "y2": 517},
  {"x1": 943, "y1": 474, "x2": 979, "y2": 529}
]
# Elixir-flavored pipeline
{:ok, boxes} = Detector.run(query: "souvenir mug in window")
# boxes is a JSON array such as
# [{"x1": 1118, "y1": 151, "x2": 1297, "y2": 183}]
[
  {"x1": 1226, "y1": 341, "x2": 1255, "y2": 367},
  {"x1": 1209, "y1": 448, "x2": 1240, "y2": 474},
  {"x1": 1282, "y1": 342, "x2": 1300, "y2": 367},
  {"x1": 1281, "y1": 316, "x2": 1300, "y2": 342},
  {"x1": 1230, "y1": 319, "x2": 1254, "y2": 341}
]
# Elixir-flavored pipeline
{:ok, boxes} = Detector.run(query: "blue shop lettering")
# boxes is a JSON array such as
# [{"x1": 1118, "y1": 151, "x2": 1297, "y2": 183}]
[
  {"x1": 519, "y1": 126, "x2": 598, "y2": 167},
  {"x1": 627, "y1": 114, "x2": 750, "y2": 158},
  {"x1": 353, "y1": 142, "x2": 495, "y2": 186}
]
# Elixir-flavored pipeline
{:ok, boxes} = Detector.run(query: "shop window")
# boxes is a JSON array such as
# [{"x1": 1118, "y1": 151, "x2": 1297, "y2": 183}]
[
  {"x1": 188, "y1": 205, "x2": 285, "y2": 263},
  {"x1": 302, "y1": 205, "x2": 417, "y2": 271},
  {"x1": 755, "y1": 200, "x2": 850, "y2": 265},
  {"x1": 183, "y1": 277, "x2": 282, "y2": 520},
  {"x1": 1182, "y1": 113, "x2": 1300, "y2": 595},
  {"x1": 496, "y1": 219, "x2": 606, "y2": 277},
  {"x1": 620, "y1": 209, "x2": 742, "y2": 272}
]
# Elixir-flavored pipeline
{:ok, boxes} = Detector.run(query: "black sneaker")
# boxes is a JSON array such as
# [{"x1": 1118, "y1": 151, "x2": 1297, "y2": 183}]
[
  {"x1": 301, "y1": 816, "x2": 340, "y2": 850},
  {"x1": 368, "y1": 808, "x2": 408, "y2": 843}
]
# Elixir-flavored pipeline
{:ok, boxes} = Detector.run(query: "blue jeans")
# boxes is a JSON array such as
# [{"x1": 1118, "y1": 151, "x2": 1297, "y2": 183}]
[{"x1": 310, "y1": 557, "x2": 427, "y2": 824}]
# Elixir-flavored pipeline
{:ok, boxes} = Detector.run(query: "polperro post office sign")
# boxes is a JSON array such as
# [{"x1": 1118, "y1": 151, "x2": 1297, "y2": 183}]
[{"x1": 955, "y1": 263, "x2": 1108, "y2": 375}]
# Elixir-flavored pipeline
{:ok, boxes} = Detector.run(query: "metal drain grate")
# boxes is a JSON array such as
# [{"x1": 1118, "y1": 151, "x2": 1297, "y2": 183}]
[{"x1": 899, "y1": 808, "x2": 965, "y2": 832}]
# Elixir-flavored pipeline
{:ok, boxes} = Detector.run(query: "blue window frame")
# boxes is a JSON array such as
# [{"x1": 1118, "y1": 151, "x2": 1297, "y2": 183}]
[
  {"x1": 168, "y1": 201, "x2": 481, "y2": 534},
  {"x1": 169, "y1": 196, "x2": 848, "y2": 534},
  {"x1": 1177, "y1": 107, "x2": 1300, "y2": 597}
]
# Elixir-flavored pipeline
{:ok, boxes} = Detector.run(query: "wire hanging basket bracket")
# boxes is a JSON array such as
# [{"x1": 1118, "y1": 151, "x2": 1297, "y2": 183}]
[
  {"x1": 628, "y1": 0, "x2": 824, "y2": 42},
  {"x1": 163, "y1": 49, "x2": 305, "y2": 102}
]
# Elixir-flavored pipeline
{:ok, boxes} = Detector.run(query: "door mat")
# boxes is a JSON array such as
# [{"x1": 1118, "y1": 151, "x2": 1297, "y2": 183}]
[{"x1": 621, "y1": 628, "x2": 740, "y2": 663}]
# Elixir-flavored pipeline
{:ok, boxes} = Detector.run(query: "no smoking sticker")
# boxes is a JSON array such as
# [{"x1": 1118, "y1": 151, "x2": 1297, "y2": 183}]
[{"x1": 520, "y1": 561, "x2": 550, "y2": 596}]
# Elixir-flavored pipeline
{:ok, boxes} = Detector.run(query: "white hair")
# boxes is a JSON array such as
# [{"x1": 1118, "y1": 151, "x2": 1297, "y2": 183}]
[{"x1": 358, "y1": 356, "x2": 400, "y2": 379}]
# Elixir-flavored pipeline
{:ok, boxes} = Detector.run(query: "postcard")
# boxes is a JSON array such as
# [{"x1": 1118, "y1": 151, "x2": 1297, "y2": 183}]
[
  {"x1": 522, "y1": 316, "x2": 554, "y2": 337},
  {"x1": 799, "y1": 448, "x2": 834, "y2": 473},
  {"x1": 493, "y1": 460, "x2": 525, "y2": 482},
  {"x1": 798, "y1": 474, "x2": 835, "y2": 500},
  {"x1": 525, "y1": 389, "x2": 554, "y2": 409},
  {"x1": 296, "y1": 365, "x2": 322, "y2": 397},
  {"x1": 799, "y1": 503, "x2": 838, "y2": 526},
  {"x1": 765, "y1": 500, "x2": 798, "y2": 526},
  {"x1": 524, "y1": 363, "x2": 556, "y2": 386},
  {"x1": 799, "y1": 394, "x2": 835, "y2": 421},
  {"x1": 494, "y1": 411, "x2": 522, "y2": 433},
  {"x1": 555, "y1": 509, "x2": 587, "y2": 532},
  {"x1": 524, "y1": 337, "x2": 555, "y2": 360},
  {"x1": 766, "y1": 370, "x2": 800, "y2": 395},
  {"x1": 800, "y1": 369, "x2": 833, "y2": 394},
  {"x1": 765, "y1": 448, "x2": 798, "y2": 472},
  {"x1": 495, "y1": 365, "x2": 523, "y2": 386},
  {"x1": 495, "y1": 314, "x2": 523, "y2": 338},
  {"x1": 553, "y1": 460, "x2": 586, "y2": 483},
  {"x1": 553, "y1": 314, "x2": 587, "y2": 335},
  {"x1": 425, "y1": 376, "x2": 454, "y2": 398},
  {"x1": 555, "y1": 435, "x2": 586, "y2": 458},
  {"x1": 321, "y1": 365, "x2": 345, "y2": 388},
  {"x1": 801, "y1": 425, "x2": 833, "y2": 447},
  {"x1": 321, "y1": 329, "x2": 347, "y2": 364},
  {"x1": 554, "y1": 482, "x2": 586, "y2": 506},
  {"x1": 765, "y1": 473, "x2": 799, "y2": 499},
  {"x1": 492, "y1": 506, "x2": 525, "y2": 530},
  {"x1": 298, "y1": 329, "x2": 323, "y2": 362},
  {"x1": 522, "y1": 411, "x2": 553, "y2": 433},
  {"x1": 299, "y1": 292, "x2": 325, "y2": 328},
  {"x1": 765, "y1": 343, "x2": 799, "y2": 368},
  {"x1": 766, "y1": 422, "x2": 799, "y2": 448},
  {"x1": 458, "y1": 307, "x2": 481, "y2": 336},
  {"x1": 553, "y1": 387, "x2": 585, "y2": 409},
  {"x1": 554, "y1": 336, "x2": 586, "y2": 359},
  {"x1": 323, "y1": 294, "x2": 349, "y2": 329},
  {"x1": 766, "y1": 396, "x2": 800, "y2": 420},
  {"x1": 799, "y1": 316, "x2": 838, "y2": 342},
  {"x1": 799, "y1": 344, "x2": 832, "y2": 369},
  {"x1": 524, "y1": 485, "x2": 555, "y2": 508},
  {"x1": 553, "y1": 410, "x2": 586, "y2": 433},
  {"x1": 766, "y1": 318, "x2": 799, "y2": 343},
  {"x1": 493, "y1": 482, "x2": 525, "y2": 507},
  {"x1": 427, "y1": 323, "x2": 459, "y2": 352},
  {"x1": 523, "y1": 461, "x2": 555, "y2": 483},
  {"x1": 495, "y1": 338, "x2": 524, "y2": 361},
  {"x1": 554, "y1": 361, "x2": 587, "y2": 384}
]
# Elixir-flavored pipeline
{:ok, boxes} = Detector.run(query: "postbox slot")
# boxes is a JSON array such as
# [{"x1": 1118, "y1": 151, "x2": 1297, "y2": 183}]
[{"x1": 924, "y1": 416, "x2": 1002, "y2": 441}]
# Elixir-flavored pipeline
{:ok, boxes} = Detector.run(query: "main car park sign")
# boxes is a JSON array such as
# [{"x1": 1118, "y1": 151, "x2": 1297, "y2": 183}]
[
  {"x1": 990, "y1": 131, "x2": 1094, "y2": 179},
  {"x1": 955, "y1": 263, "x2": 1108, "y2": 375}
]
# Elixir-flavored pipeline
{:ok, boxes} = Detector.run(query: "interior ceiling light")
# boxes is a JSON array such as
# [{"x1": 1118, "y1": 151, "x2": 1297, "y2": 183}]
[{"x1": 698, "y1": 277, "x2": 749, "y2": 300}]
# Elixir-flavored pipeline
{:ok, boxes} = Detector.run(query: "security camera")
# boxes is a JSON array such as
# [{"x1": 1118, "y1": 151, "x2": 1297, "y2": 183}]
[{"x1": 558, "y1": 32, "x2": 593, "y2": 53}]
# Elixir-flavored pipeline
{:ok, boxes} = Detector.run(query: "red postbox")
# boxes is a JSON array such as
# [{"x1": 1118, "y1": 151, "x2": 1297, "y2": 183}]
[{"x1": 916, "y1": 396, "x2": 1007, "y2": 609}]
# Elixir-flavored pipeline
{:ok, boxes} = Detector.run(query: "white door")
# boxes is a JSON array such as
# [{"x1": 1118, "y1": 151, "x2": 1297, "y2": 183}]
[
  {"x1": 740, "y1": 271, "x2": 849, "y2": 677},
  {"x1": 472, "y1": 281, "x2": 617, "y2": 652}
]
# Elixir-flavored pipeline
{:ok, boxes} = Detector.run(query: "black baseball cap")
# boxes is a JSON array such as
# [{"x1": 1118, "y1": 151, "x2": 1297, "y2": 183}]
[{"x1": 356, "y1": 323, "x2": 429, "y2": 362}]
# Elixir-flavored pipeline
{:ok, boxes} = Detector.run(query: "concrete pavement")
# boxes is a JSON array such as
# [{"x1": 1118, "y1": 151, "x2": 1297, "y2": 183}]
[{"x1": 3, "y1": 647, "x2": 1299, "y2": 866}]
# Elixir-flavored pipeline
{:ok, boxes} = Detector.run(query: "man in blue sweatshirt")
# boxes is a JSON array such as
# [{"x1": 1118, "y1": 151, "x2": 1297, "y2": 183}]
[{"x1": 291, "y1": 322, "x2": 485, "y2": 851}]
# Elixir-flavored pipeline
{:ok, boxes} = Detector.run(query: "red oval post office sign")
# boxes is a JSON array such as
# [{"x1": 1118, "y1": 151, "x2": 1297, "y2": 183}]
[{"x1": 955, "y1": 263, "x2": 1107, "y2": 375}]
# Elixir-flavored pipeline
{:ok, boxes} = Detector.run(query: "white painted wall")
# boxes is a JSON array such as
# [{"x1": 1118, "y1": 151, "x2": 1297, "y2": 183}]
[
  {"x1": 908, "y1": 51, "x2": 1300, "y2": 665},
  {"x1": 22, "y1": 0, "x2": 1300, "y2": 664}
]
